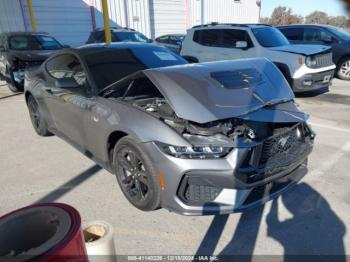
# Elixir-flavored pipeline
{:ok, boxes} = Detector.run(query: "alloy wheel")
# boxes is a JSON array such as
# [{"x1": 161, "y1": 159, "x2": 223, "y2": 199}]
[
  {"x1": 339, "y1": 59, "x2": 350, "y2": 80},
  {"x1": 117, "y1": 148, "x2": 149, "y2": 202}
]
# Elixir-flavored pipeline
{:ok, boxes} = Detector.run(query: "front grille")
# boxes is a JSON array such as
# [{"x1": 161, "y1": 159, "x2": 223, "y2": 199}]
[
  {"x1": 315, "y1": 52, "x2": 333, "y2": 68},
  {"x1": 260, "y1": 125, "x2": 302, "y2": 166},
  {"x1": 236, "y1": 123, "x2": 313, "y2": 184}
]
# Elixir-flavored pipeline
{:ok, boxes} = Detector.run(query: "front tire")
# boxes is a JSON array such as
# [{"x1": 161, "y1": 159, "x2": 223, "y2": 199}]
[
  {"x1": 113, "y1": 136, "x2": 161, "y2": 211},
  {"x1": 27, "y1": 95, "x2": 52, "y2": 137},
  {"x1": 337, "y1": 57, "x2": 350, "y2": 80}
]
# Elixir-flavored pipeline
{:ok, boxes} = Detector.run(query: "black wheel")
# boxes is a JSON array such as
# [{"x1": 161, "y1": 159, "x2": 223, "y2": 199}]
[
  {"x1": 27, "y1": 95, "x2": 52, "y2": 137},
  {"x1": 337, "y1": 57, "x2": 350, "y2": 80},
  {"x1": 113, "y1": 136, "x2": 161, "y2": 211},
  {"x1": 6, "y1": 67, "x2": 23, "y2": 92}
]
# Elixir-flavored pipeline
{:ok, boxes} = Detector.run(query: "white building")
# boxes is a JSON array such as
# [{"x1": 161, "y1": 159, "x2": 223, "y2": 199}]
[{"x1": 0, "y1": 0, "x2": 261, "y2": 46}]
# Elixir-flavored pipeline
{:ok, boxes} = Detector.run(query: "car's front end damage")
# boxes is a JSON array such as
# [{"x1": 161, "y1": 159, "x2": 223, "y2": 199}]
[{"x1": 105, "y1": 58, "x2": 315, "y2": 215}]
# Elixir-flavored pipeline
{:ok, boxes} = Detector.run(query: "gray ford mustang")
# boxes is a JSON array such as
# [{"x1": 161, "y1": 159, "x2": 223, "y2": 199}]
[{"x1": 24, "y1": 43, "x2": 315, "y2": 215}]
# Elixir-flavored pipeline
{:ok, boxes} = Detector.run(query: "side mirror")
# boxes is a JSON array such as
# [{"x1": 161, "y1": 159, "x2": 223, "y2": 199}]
[
  {"x1": 236, "y1": 41, "x2": 248, "y2": 49},
  {"x1": 55, "y1": 78, "x2": 79, "y2": 89}
]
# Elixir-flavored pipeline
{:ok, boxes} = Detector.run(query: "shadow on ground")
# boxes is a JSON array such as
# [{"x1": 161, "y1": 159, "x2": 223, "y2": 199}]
[
  {"x1": 35, "y1": 165, "x2": 102, "y2": 203},
  {"x1": 196, "y1": 183, "x2": 346, "y2": 261}
]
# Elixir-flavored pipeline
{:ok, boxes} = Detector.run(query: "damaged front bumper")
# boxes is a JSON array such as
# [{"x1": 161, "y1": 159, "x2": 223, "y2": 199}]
[{"x1": 142, "y1": 122, "x2": 314, "y2": 215}]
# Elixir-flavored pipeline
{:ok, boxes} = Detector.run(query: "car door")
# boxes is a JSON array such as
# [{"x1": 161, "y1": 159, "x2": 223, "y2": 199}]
[
  {"x1": 0, "y1": 35, "x2": 7, "y2": 76},
  {"x1": 43, "y1": 53, "x2": 95, "y2": 148}
]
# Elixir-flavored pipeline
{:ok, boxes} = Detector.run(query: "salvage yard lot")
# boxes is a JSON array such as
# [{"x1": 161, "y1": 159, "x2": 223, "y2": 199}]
[{"x1": 0, "y1": 79, "x2": 349, "y2": 256}]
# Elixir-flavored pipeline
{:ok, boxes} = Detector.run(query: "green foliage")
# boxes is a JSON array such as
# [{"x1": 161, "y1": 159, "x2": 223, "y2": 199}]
[{"x1": 265, "y1": 6, "x2": 350, "y2": 28}]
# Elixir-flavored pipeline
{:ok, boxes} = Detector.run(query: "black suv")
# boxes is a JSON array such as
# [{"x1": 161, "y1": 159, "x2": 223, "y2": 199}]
[
  {"x1": 0, "y1": 32, "x2": 64, "y2": 92},
  {"x1": 278, "y1": 25, "x2": 350, "y2": 80},
  {"x1": 86, "y1": 27, "x2": 152, "y2": 44}
]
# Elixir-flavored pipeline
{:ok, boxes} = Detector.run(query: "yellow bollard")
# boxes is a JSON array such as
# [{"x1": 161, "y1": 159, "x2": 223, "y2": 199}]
[
  {"x1": 26, "y1": 0, "x2": 36, "y2": 32},
  {"x1": 101, "y1": 0, "x2": 112, "y2": 44}
]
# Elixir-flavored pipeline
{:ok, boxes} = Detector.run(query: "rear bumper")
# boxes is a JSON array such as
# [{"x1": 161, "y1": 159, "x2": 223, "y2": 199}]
[{"x1": 292, "y1": 69, "x2": 335, "y2": 92}]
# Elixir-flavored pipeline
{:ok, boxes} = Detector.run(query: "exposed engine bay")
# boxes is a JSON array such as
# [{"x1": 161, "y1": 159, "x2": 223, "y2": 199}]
[{"x1": 130, "y1": 97, "x2": 307, "y2": 144}]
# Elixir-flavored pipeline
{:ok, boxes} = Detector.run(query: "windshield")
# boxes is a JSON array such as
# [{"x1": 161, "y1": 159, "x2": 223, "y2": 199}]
[
  {"x1": 9, "y1": 35, "x2": 62, "y2": 50},
  {"x1": 114, "y1": 32, "x2": 150, "y2": 43},
  {"x1": 84, "y1": 47, "x2": 187, "y2": 91},
  {"x1": 252, "y1": 27, "x2": 290, "y2": 47},
  {"x1": 328, "y1": 27, "x2": 350, "y2": 42}
]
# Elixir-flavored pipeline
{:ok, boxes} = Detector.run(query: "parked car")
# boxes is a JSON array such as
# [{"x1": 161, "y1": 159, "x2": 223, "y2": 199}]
[
  {"x1": 24, "y1": 43, "x2": 315, "y2": 215},
  {"x1": 86, "y1": 27, "x2": 152, "y2": 44},
  {"x1": 155, "y1": 34, "x2": 185, "y2": 53},
  {"x1": 277, "y1": 24, "x2": 350, "y2": 80},
  {"x1": 0, "y1": 32, "x2": 65, "y2": 92},
  {"x1": 181, "y1": 23, "x2": 336, "y2": 93}
]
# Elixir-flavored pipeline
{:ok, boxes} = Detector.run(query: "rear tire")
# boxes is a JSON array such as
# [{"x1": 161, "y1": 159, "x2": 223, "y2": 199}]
[
  {"x1": 337, "y1": 57, "x2": 350, "y2": 81},
  {"x1": 6, "y1": 67, "x2": 23, "y2": 93},
  {"x1": 27, "y1": 95, "x2": 52, "y2": 137},
  {"x1": 113, "y1": 136, "x2": 161, "y2": 211}
]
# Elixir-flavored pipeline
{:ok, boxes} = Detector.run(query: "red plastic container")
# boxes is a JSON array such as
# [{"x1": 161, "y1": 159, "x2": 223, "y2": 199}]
[{"x1": 0, "y1": 203, "x2": 88, "y2": 261}]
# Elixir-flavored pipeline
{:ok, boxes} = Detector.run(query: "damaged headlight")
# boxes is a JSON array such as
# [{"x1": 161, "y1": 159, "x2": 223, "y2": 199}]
[{"x1": 155, "y1": 142, "x2": 232, "y2": 159}]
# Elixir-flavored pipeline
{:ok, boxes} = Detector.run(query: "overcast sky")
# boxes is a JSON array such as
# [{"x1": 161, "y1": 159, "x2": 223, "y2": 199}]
[{"x1": 261, "y1": 0, "x2": 349, "y2": 17}]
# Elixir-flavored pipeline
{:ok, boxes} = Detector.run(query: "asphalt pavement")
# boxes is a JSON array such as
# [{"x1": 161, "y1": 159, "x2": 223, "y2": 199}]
[{"x1": 0, "y1": 79, "x2": 349, "y2": 257}]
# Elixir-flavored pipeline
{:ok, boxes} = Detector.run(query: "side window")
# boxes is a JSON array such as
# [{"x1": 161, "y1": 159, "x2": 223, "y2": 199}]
[
  {"x1": 169, "y1": 36, "x2": 179, "y2": 45},
  {"x1": 157, "y1": 36, "x2": 169, "y2": 44},
  {"x1": 94, "y1": 31, "x2": 105, "y2": 42},
  {"x1": 280, "y1": 28, "x2": 303, "y2": 41},
  {"x1": 46, "y1": 54, "x2": 87, "y2": 87},
  {"x1": 303, "y1": 28, "x2": 333, "y2": 42},
  {"x1": 0, "y1": 35, "x2": 4, "y2": 48},
  {"x1": 221, "y1": 29, "x2": 253, "y2": 48},
  {"x1": 193, "y1": 29, "x2": 220, "y2": 47}
]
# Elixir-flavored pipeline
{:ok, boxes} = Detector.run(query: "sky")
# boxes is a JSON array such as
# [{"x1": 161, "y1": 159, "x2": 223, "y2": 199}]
[{"x1": 261, "y1": 0, "x2": 349, "y2": 18}]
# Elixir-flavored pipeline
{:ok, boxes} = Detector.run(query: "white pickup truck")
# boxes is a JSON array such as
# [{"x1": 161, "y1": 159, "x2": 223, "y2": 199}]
[{"x1": 180, "y1": 23, "x2": 336, "y2": 92}]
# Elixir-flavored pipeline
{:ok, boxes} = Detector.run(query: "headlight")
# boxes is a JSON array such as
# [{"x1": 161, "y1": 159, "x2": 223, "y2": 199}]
[
  {"x1": 156, "y1": 142, "x2": 232, "y2": 159},
  {"x1": 306, "y1": 56, "x2": 317, "y2": 68}
]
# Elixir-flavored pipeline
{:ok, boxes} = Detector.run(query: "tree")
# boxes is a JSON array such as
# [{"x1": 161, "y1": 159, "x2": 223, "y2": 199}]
[
  {"x1": 269, "y1": 6, "x2": 303, "y2": 25},
  {"x1": 327, "y1": 16, "x2": 348, "y2": 27},
  {"x1": 305, "y1": 11, "x2": 329, "y2": 24}
]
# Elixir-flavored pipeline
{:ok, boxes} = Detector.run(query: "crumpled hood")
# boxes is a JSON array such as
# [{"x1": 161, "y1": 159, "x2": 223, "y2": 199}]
[
  {"x1": 269, "y1": 44, "x2": 331, "y2": 56},
  {"x1": 10, "y1": 50, "x2": 57, "y2": 62},
  {"x1": 144, "y1": 58, "x2": 307, "y2": 123}
]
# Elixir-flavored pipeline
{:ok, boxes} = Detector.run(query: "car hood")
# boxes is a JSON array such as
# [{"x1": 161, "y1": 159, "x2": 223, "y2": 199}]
[
  {"x1": 10, "y1": 50, "x2": 57, "y2": 62},
  {"x1": 269, "y1": 44, "x2": 331, "y2": 56},
  {"x1": 144, "y1": 58, "x2": 307, "y2": 124}
]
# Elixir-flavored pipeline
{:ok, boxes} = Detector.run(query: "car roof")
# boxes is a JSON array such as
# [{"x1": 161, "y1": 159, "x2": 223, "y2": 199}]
[
  {"x1": 191, "y1": 23, "x2": 271, "y2": 29},
  {"x1": 76, "y1": 42, "x2": 162, "y2": 54},
  {"x1": 1, "y1": 32, "x2": 50, "y2": 36},
  {"x1": 91, "y1": 27, "x2": 137, "y2": 33},
  {"x1": 277, "y1": 24, "x2": 337, "y2": 29}
]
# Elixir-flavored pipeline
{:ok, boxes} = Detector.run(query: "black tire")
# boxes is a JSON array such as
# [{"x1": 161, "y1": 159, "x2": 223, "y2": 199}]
[
  {"x1": 6, "y1": 67, "x2": 24, "y2": 93},
  {"x1": 27, "y1": 95, "x2": 53, "y2": 137},
  {"x1": 113, "y1": 136, "x2": 161, "y2": 211},
  {"x1": 337, "y1": 57, "x2": 350, "y2": 81}
]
